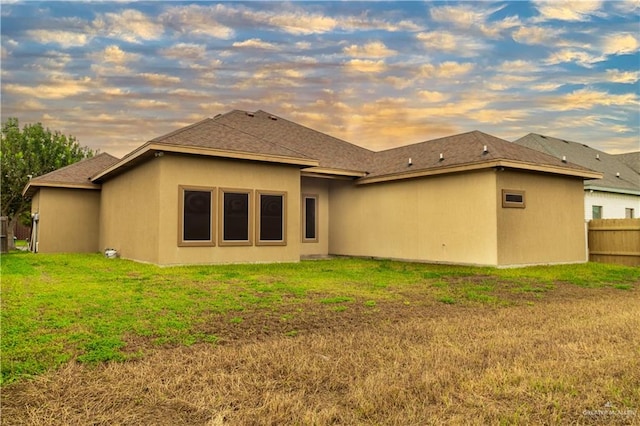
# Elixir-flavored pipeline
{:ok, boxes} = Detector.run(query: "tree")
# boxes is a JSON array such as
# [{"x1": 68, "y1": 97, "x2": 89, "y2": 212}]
[{"x1": 1, "y1": 118, "x2": 95, "y2": 249}]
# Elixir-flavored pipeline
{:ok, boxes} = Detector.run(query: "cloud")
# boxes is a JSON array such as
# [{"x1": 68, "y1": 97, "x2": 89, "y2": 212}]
[
  {"x1": 602, "y1": 33, "x2": 639, "y2": 55},
  {"x1": 468, "y1": 109, "x2": 528, "y2": 124},
  {"x1": 3, "y1": 76, "x2": 92, "y2": 99},
  {"x1": 345, "y1": 59, "x2": 387, "y2": 73},
  {"x1": 232, "y1": 38, "x2": 279, "y2": 50},
  {"x1": 416, "y1": 32, "x2": 457, "y2": 51},
  {"x1": 420, "y1": 61, "x2": 475, "y2": 79},
  {"x1": 544, "y1": 49, "x2": 604, "y2": 67},
  {"x1": 343, "y1": 41, "x2": 397, "y2": 58},
  {"x1": 138, "y1": 73, "x2": 181, "y2": 86},
  {"x1": 612, "y1": 0, "x2": 640, "y2": 13},
  {"x1": 529, "y1": 82, "x2": 564, "y2": 92},
  {"x1": 416, "y1": 31, "x2": 487, "y2": 55},
  {"x1": 257, "y1": 10, "x2": 338, "y2": 35},
  {"x1": 605, "y1": 69, "x2": 640, "y2": 83},
  {"x1": 160, "y1": 4, "x2": 234, "y2": 39},
  {"x1": 430, "y1": 3, "x2": 506, "y2": 28},
  {"x1": 341, "y1": 16, "x2": 422, "y2": 33},
  {"x1": 185, "y1": 3, "x2": 421, "y2": 35},
  {"x1": 26, "y1": 30, "x2": 89, "y2": 48},
  {"x1": 128, "y1": 99, "x2": 171, "y2": 110},
  {"x1": 95, "y1": 45, "x2": 139, "y2": 65},
  {"x1": 512, "y1": 26, "x2": 562, "y2": 45},
  {"x1": 493, "y1": 60, "x2": 540, "y2": 74},
  {"x1": 546, "y1": 88, "x2": 638, "y2": 111},
  {"x1": 32, "y1": 51, "x2": 73, "y2": 73},
  {"x1": 161, "y1": 43, "x2": 207, "y2": 61},
  {"x1": 92, "y1": 9, "x2": 164, "y2": 43},
  {"x1": 418, "y1": 90, "x2": 449, "y2": 103},
  {"x1": 532, "y1": 0, "x2": 603, "y2": 22}
]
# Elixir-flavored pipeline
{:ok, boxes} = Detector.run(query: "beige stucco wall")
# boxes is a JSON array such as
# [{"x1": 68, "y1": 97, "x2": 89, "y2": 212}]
[
  {"x1": 100, "y1": 159, "x2": 161, "y2": 263},
  {"x1": 100, "y1": 155, "x2": 301, "y2": 265},
  {"x1": 496, "y1": 170, "x2": 587, "y2": 266},
  {"x1": 328, "y1": 170, "x2": 499, "y2": 265},
  {"x1": 31, "y1": 188, "x2": 101, "y2": 253},
  {"x1": 300, "y1": 177, "x2": 330, "y2": 257}
]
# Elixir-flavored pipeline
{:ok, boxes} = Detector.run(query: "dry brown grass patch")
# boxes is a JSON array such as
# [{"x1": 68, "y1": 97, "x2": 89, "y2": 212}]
[{"x1": 3, "y1": 285, "x2": 639, "y2": 425}]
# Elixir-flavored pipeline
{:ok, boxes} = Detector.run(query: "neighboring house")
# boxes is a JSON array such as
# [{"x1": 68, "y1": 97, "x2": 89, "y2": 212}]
[
  {"x1": 615, "y1": 152, "x2": 640, "y2": 174},
  {"x1": 23, "y1": 110, "x2": 601, "y2": 267},
  {"x1": 513, "y1": 134, "x2": 640, "y2": 220}
]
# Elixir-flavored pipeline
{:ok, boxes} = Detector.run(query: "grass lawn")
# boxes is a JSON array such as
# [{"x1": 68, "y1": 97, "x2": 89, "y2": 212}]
[{"x1": 1, "y1": 252, "x2": 639, "y2": 424}]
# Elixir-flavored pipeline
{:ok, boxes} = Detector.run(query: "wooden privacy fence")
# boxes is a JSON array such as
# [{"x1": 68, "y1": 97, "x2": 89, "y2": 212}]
[{"x1": 588, "y1": 218, "x2": 640, "y2": 267}]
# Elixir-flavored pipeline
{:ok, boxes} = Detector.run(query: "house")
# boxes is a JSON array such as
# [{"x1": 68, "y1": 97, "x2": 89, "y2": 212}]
[
  {"x1": 23, "y1": 110, "x2": 601, "y2": 267},
  {"x1": 23, "y1": 153, "x2": 120, "y2": 253},
  {"x1": 513, "y1": 133, "x2": 640, "y2": 220},
  {"x1": 615, "y1": 152, "x2": 640, "y2": 174}
]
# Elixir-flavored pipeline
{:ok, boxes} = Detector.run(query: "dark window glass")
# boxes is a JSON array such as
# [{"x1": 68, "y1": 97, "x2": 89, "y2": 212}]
[
  {"x1": 260, "y1": 194, "x2": 283, "y2": 241},
  {"x1": 183, "y1": 190, "x2": 211, "y2": 241},
  {"x1": 592, "y1": 205, "x2": 602, "y2": 219},
  {"x1": 305, "y1": 197, "x2": 316, "y2": 240},
  {"x1": 505, "y1": 193, "x2": 524, "y2": 203},
  {"x1": 223, "y1": 192, "x2": 249, "y2": 240}
]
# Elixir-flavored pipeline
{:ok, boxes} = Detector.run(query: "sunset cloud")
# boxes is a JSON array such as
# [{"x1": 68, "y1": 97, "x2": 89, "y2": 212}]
[
  {"x1": 532, "y1": 0, "x2": 603, "y2": 22},
  {"x1": 343, "y1": 41, "x2": 397, "y2": 58},
  {"x1": 1, "y1": 1, "x2": 638, "y2": 156},
  {"x1": 345, "y1": 59, "x2": 387, "y2": 73},
  {"x1": 92, "y1": 9, "x2": 164, "y2": 43},
  {"x1": 232, "y1": 38, "x2": 279, "y2": 50},
  {"x1": 602, "y1": 33, "x2": 639, "y2": 55},
  {"x1": 546, "y1": 88, "x2": 638, "y2": 111},
  {"x1": 4, "y1": 76, "x2": 92, "y2": 99},
  {"x1": 26, "y1": 30, "x2": 89, "y2": 48}
]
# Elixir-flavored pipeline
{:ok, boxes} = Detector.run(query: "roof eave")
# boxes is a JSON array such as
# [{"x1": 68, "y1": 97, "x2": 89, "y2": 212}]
[
  {"x1": 301, "y1": 167, "x2": 368, "y2": 179},
  {"x1": 92, "y1": 143, "x2": 319, "y2": 183},
  {"x1": 585, "y1": 185, "x2": 640, "y2": 196},
  {"x1": 356, "y1": 159, "x2": 602, "y2": 185},
  {"x1": 22, "y1": 181, "x2": 100, "y2": 197}
]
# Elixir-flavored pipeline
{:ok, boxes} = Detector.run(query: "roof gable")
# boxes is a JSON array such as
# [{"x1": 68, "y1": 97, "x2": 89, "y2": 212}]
[{"x1": 514, "y1": 133, "x2": 640, "y2": 193}]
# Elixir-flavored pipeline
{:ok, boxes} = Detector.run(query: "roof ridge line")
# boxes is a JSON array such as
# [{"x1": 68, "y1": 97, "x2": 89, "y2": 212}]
[
  {"x1": 213, "y1": 119, "x2": 314, "y2": 160},
  {"x1": 254, "y1": 110, "x2": 376, "y2": 155},
  {"x1": 151, "y1": 117, "x2": 213, "y2": 143}
]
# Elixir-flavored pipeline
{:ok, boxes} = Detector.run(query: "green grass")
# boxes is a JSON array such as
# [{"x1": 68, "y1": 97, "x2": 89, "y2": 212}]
[{"x1": 1, "y1": 252, "x2": 638, "y2": 385}]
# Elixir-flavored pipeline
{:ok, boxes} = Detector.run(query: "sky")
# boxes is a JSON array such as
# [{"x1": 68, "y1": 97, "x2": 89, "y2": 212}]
[{"x1": 1, "y1": 1, "x2": 639, "y2": 158}]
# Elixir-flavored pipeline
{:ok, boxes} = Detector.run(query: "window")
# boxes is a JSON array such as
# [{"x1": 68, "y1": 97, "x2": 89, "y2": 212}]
[
  {"x1": 626, "y1": 208, "x2": 635, "y2": 219},
  {"x1": 219, "y1": 189, "x2": 252, "y2": 245},
  {"x1": 302, "y1": 195, "x2": 318, "y2": 242},
  {"x1": 178, "y1": 186, "x2": 214, "y2": 246},
  {"x1": 256, "y1": 191, "x2": 286, "y2": 245},
  {"x1": 502, "y1": 190, "x2": 525, "y2": 208},
  {"x1": 592, "y1": 205, "x2": 602, "y2": 219}
]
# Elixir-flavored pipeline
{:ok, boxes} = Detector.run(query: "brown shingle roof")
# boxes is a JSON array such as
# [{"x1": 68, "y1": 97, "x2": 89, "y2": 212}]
[
  {"x1": 151, "y1": 117, "x2": 314, "y2": 161},
  {"x1": 23, "y1": 153, "x2": 120, "y2": 196},
  {"x1": 364, "y1": 130, "x2": 597, "y2": 181},
  {"x1": 92, "y1": 110, "x2": 602, "y2": 185},
  {"x1": 213, "y1": 110, "x2": 375, "y2": 173},
  {"x1": 514, "y1": 133, "x2": 639, "y2": 193},
  {"x1": 615, "y1": 151, "x2": 640, "y2": 174}
]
